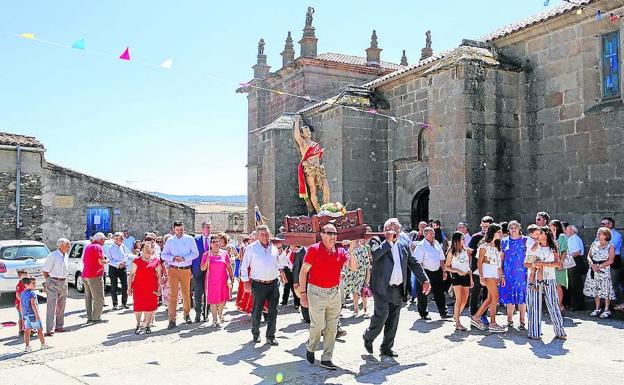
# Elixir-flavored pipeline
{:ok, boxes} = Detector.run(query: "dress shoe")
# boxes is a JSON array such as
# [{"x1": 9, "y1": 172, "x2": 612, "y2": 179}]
[
  {"x1": 167, "y1": 321, "x2": 177, "y2": 330},
  {"x1": 122, "y1": 305, "x2": 129, "y2": 309},
  {"x1": 44, "y1": 332, "x2": 54, "y2": 337},
  {"x1": 420, "y1": 315, "x2": 431, "y2": 321},
  {"x1": 252, "y1": 335, "x2": 261, "y2": 343},
  {"x1": 381, "y1": 349, "x2": 399, "y2": 357},
  {"x1": 306, "y1": 350, "x2": 315, "y2": 364},
  {"x1": 194, "y1": 315, "x2": 201, "y2": 323},
  {"x1": 440, "y1": 314, "x2": 453, "y2": 320},
  {"x1": 336, "y1": 327, "x2": 347, "y2": 338},
  {"x1": 320, "y1": 361, "x2": 338, "y2": 371},
  {"x1": 91, "y1": 319, "x2": 107, "y2": 324},
  {"x1": 363, "y1": 335, "x2": 373, "y2": 354},
  {"x1": 184, "y1": 315, "x2": 192, "y2": 325},
  {"x1": 266, "y1": 338, "x2": 279, "y2": 346},
  {"x1": 54, "y1": 328, "x2": 65, "y2": 333},
  {"x1": 111, "y1": 305, "x2": 118, "y2": 311}
]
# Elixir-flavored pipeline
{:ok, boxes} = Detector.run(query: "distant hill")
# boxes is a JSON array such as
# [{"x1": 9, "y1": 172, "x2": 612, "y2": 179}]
[{"x1": 149, "y1": 192, "x2": 247, "y2": 204}]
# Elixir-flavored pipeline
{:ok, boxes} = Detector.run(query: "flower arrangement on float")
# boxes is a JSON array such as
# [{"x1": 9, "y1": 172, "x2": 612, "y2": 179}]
[{"x1": 318, "y1": 202, "x2": 347, "y2": 217}]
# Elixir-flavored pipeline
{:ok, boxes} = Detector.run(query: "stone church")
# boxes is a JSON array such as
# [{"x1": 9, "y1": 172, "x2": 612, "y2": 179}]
[{"x1": 241, "y1": 0, "x2": 624, "y2": 242}]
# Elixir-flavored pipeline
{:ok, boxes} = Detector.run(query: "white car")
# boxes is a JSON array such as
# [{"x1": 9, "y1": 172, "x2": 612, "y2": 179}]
[
  {"x1": 67, "y1": 240, "x2": 117, "y2": 293},
  {"x1": 0, "y1": 240, "x2": 50, "y2": 298}
]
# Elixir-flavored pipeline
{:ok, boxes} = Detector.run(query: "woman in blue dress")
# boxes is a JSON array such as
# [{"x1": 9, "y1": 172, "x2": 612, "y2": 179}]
[{"x1": 499, "y1": 220, "x2": 528, "y2": 329}]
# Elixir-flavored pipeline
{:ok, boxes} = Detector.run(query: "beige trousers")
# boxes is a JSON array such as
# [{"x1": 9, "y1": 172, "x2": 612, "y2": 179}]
[{"x1": 306, "y1": 284, "x2": 341, "y2": 361}]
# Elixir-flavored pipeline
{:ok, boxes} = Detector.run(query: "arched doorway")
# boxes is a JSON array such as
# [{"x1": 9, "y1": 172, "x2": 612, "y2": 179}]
[{"x1": 411, "y1": 187, "x2": 430, "y2": 230}]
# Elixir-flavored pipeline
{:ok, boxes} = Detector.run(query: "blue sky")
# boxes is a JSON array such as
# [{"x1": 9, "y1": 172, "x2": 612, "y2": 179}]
[{"x1": 0, "y1": 1, "x2": 564, "y2": 195}]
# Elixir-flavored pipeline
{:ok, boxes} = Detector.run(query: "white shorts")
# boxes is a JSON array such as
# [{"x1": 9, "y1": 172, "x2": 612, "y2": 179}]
[{"x1": 482, "y1": 264, "x2": 499, "y2": 279}]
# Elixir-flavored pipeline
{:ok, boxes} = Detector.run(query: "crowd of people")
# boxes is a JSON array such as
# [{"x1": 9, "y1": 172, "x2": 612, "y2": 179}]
[{"x1": 13, "y1": 213, "x2": 624, "y2": 368}]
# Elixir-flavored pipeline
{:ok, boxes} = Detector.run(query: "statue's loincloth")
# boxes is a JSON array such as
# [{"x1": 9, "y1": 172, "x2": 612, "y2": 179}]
[{"x1": 302, "y1": 163, "x2": 326, "y2": 189}]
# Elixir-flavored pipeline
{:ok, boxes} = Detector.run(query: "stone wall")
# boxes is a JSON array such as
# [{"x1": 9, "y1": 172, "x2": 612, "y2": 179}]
[
  {"x1": 464, "y1": 62, "x2": 521, "y2": 230},
  {"x1": 492, "y1": 6, "x2": 624, "y2": 242},
  {"x1": 194, "y1": 211, "x2": 247, "y2": 234},
  {"x1": 378, "y1": 66, "x2": 469, "y2": 231},
  {"x1": 42, "y1": 163, "x2": 195, "y2": 248},
  {"x1": 0, "y1": 147, "x2": 44, "y2": 241}
]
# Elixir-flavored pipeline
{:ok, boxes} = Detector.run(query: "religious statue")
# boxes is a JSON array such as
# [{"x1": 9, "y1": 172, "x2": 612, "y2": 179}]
[
  {"x1": 293, "y1": 115, "x2": 330, "y2": 214},
  {"x1": 258, "y1": 39, "x2": 265, "y2": 55},
  {"x1": 425, "y1": 30, "x2": 432, "y2": 49},
  {"x1": 305, "y1": 6, "x2": 315, "y2": 28}
]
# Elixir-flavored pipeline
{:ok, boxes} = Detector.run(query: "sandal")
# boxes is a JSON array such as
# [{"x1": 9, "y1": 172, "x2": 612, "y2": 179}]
[
  {"x1": 599, "y1": 311, "x2": 611, "y2": 319},
  {"x1": 507, "y1": 320, "x2": 514, "y2": 328},
  {"x1": 455, "y1": 325, "x2": 467, "y2": 332},
  {"x1": 614, "y1": 303, "x2": 624, "y2": 311},
  {"x1": 145, "y1": 327, "x2": 152, "y2": 334},
  {"x1": 134, "y1": 326, "x2": 141, "y2": 335},
  {"x1": 590, "y1": 309, "x2": 602, "y2": 317},
  {"x1": 518, "y1": 322, "x2": 526, "y2": 331}
]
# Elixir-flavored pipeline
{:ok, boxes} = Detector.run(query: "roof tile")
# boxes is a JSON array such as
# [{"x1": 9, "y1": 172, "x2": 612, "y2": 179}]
[{"x1": 0, "y1": 132, "x2": 44, "y2": 148}]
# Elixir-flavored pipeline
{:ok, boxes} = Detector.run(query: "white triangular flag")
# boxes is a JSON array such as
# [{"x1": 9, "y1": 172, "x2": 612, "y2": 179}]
[{"x1": 160, "y1": 58, "x2": 173, "y2": 69}]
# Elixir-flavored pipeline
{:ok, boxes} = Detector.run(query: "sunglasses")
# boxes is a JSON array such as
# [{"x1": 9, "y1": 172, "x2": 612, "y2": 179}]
[{"x1": 323, "y1": 231, "x2": 338, "y2": 236}]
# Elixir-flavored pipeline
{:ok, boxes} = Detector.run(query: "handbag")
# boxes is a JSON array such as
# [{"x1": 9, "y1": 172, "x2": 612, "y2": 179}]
[{"x1": 562, "y1": 253, "x2": 576, "y2": 269}]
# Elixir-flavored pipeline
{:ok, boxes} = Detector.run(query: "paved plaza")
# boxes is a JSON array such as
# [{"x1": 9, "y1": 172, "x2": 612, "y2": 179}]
[{"x1": 0, "y1": 287, "x2": 622, "y2": 385}]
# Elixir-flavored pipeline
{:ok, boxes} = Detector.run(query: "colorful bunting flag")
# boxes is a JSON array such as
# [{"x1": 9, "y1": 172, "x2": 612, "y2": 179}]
[
  {"x1": 19, "y1": 33, "x2": 35, "y2": 39},
  {"x1": 596, "y1": 10, "x2": 602, "y2": 21},
  {"x1": 239, "y1": 82, "x2": 251, "y2": 87},
  {"x1": 119, "y1": 47, "x2": 130, "y2": 61},
  {"x1": 160, "y1": 58, "x2": 173, "y2": 69},
  {"x1": 543, "y1": 0, "x2": 549, "y2": 6},
  {"x1": 71, "y1": 38, "x2": 86, "y2": 50},
  {"x1": 366, "y1": 108, "x2": 378, "y2": 114}
]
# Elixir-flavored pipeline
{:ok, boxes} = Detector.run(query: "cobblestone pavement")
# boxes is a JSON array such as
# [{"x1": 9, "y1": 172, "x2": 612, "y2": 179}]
[{"x1": 0, "y1": 287, "x2": 622, "y2": 385}]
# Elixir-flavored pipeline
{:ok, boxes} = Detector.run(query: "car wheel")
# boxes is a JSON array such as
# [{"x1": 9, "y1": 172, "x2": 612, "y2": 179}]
[{"x1": 76, "y1": 273, "x2": 85, "y2": 293}]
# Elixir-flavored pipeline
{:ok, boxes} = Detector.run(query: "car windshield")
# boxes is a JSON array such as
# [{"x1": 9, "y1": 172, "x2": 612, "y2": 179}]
[{"x1": 0, "y1": 245, "x2": 50, "y2": 260}]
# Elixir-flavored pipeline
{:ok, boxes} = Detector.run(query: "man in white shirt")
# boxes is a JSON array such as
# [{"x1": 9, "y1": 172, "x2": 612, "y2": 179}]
[
  {"x1": 565, "y1": 224, "x2": 585, "y2": 310},
  {"x1": 106, "y1": 232, "x2": 133, "y2": 310},
  {"x1": 42, "y1": 238, "x2": 70, "y2": 336},
  {"x1": 161, "y1": 221, "x2": 199, "y2": 329},
  {"x1": 241, "y1": 225, "x2": 286, "y2": 346},
  {"x1": 413, "y1": 227, "x2": 450, "y2": 320}
]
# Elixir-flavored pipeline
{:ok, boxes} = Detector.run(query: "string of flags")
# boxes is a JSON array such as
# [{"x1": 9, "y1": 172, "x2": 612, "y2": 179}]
[
  {"x1": 10, "y1": 30, "x2": 434, "y2": 130},
  {"x1": 544, "y1": 0, "x2": 623, "y2": 22}
]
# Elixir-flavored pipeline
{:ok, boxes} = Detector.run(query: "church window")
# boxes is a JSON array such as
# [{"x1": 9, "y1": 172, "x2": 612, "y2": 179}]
[{"x1": 602, "y1": 31, "x2": 620, "y2": 99}]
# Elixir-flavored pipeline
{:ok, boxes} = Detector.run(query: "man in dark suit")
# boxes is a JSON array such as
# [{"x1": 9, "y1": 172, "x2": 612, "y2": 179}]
[
  {"x1": 363, "y1": 218, "x2": 430, "y2": 357},
  {"x1": 192, "y1": 221, "x2": 211, "y2": 323},
  {"x1": 291, "y1": 245, "x2": 310, "y2": 323}
]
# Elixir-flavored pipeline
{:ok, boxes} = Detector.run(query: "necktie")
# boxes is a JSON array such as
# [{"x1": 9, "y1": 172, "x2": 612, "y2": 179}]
[{"x1": 204, "y1": 237, "x2": 208, "y2": 251}]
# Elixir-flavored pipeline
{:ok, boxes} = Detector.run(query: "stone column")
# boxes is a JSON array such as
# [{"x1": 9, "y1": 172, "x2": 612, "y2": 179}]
[{"x1": 366, "y1": 30, "x2": 382, "y2": 67}]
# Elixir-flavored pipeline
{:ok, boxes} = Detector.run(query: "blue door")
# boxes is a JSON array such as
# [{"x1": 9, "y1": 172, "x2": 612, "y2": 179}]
[{"x1": 85, "y1": 207, "x2": 111, "y2": 239}]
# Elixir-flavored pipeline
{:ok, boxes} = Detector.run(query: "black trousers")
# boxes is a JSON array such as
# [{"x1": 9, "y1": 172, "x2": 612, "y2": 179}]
[
  {"x1": 470, "y1": 273, "x2": 488, "y2": 316},
  {"x1": 364, "y1": 286, "x2": 403, "y2": 351},
  {"x1": 567, "y1": 257, "x2": 586, "y2": 310},
  {"x1": 108, "y1": 265, "x2": 128, "y2": 306},
  {"x1": 281, "y1": 268, "x2": 300, "y2": 306},
  {"x1": 417, "y1": 268, "x2": 447, "y2": 317},
  {"x1": 192, "y1": 272, "x2": 205, "y2": 319},
  {"x1": 251, "y1": 279, "x2": 280, "y2": 338}
]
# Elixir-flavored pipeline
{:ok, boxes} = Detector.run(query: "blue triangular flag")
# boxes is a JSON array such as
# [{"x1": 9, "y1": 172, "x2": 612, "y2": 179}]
[
  {"x1": 596, "y1": 10, "x2": 602, "y2": 21},
  {"x1": 71, "y1": 38, "x2": 85, "y2": 50},
  {"x1": 544, "y1": 0, "x2": 549, "y2": 6}
]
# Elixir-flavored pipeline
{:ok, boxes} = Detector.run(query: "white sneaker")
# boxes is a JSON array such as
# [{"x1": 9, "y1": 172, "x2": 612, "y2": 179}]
[
  {"x1": 40, "y1": 343, "x2": 52, "y2": 350},
  {"x1": 24, "y1": 345, "x2": 32, "y2": 353},
  {"x1": 590, "y1": 309, "x2": 602, "y2": 317}
]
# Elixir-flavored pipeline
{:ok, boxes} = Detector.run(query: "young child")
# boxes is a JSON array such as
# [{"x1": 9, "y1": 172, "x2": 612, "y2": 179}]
[
  {"x1": 20, "y1": 276, "x2": 50, "y2": 352},
  {"x1": 525, "y1": 224, "x2": 544, "y2": 291},
  {"x1": 15, "y1": 270, "x2": 27, "y2": 336}
]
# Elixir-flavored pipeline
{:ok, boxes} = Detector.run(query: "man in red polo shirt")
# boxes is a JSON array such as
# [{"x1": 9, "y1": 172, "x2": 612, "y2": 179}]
[
  {"x1": 83, "y1": 232, "x2": 109, "y2": 324},
  {"x1": 299, "y1": 224, "x2": 357, "y2": 371}
]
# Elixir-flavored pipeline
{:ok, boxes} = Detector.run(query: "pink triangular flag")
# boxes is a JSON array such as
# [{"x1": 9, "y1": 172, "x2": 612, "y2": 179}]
[{"x1": 119, "y1": 47, "x2": 130, "y2": 61}]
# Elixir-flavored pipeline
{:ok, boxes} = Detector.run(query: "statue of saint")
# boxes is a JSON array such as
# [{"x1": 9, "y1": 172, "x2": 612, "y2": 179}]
[
  {"x1": 293, "y1": 115, "x2": 330, "y2": 214},
  {"x1": 425, "y1": 30, "x2": 432, "y2": 49},
  {"x1": 305, "y1": 7, "x2": 315, "y2": 28},
  {"x1": 258, "y1": 39, "x2": 265, "y2": 55}
]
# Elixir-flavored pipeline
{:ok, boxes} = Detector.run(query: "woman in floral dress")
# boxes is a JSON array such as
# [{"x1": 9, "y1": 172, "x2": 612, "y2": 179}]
[
  {"x1": 498, "y1": 220, "x2": 528, "y2": 329},
  {"x1": 584, "y1": 227, "x2": 616, "y2": 319},
  {"x1": 343, "y1": 239, "x2": 371, "y2": 316}
]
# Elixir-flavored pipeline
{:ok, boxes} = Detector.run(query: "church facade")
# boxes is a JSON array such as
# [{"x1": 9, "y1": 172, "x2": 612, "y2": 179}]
[{"x1": 241, "y1": 0, "x2": 624, "y2": 242}]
